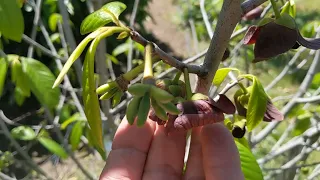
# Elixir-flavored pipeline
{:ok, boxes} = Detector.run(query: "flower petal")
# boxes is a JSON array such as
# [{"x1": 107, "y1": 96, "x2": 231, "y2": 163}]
[
  {"x1": 263, "y1": 100, "x2": 284, "y2": 122},
  {"x1": 243, "y1": 26, "x2": 261, "y2": 45},
  {"x1": 297, "y1": 31, "x2": 320, "y2": 50},
  {"x1": 253, "y1": 22, "x2": 297, "y2": 62},
  {"x1": 209, "y1": 94, "x2": 236, "y2": 114}
]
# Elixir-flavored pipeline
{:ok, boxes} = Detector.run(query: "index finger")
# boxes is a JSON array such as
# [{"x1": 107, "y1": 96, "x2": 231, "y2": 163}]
[{"x1": 100, "y1": 117, "x2": 156, "y2": 180}]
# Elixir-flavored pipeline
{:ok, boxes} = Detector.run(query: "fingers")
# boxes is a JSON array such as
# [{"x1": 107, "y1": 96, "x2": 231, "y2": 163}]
[
  {"x1": 142, "y1": 124, "x2": 187, "y2": 180},
  {"x1": 183, "y1": 127, "x2": 205, "y2": 180},
  {"x1": 201, "y1": 124, "x2": 244, "y2": 180},
  {"x1": 100, "y1": 117, "x2": 156, "y2": 180}
]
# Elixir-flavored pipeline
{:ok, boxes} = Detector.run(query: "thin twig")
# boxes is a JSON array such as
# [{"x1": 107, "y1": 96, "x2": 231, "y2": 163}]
[
  {"x1": 27, "y1": 0, "x2": 42, "y2": 58},
  {"x1": 22, "y1": 35, "x2": 67, "y2": 61},
  {"x1": 127, "y1": 0, "x2": 140, "y2": 71},
  {"x1": 200, "y1": 0, "x2": 213, "y2": 38},
  {"x1": 0, "y1": 111, "x2": 50, "y2": 179}
]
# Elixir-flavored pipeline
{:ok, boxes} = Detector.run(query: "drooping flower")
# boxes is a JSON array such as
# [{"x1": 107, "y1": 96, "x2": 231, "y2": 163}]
[{"x1": 243, "y1": 13, "x2": 320, "y2": 62}]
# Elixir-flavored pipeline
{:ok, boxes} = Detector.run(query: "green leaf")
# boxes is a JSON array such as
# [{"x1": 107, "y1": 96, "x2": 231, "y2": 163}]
[
  {"x1": 106, "y1": 53, "x2": 119, "y2": 64},
  {"x1": 14, "y1": 87, "x2": 26, "y2": 106},
  {"x1": 235, "y1": 137, "x2": 251, "y2": 150},
  {"x1": 275, "y1": 13, "x2": 296, "y2": 30},
  {"x1": 0, "y1": 57, "x2": 8, "y2": 97},
  {"x1": 80, "y1": 2, "x2": 127, "y2": 35},
  {"x1": 311, "y1": 72, "x2": 320, "y2": 89},
  {"x1": 48, "y1": 13, "x2": 63, "y2": 32},
  {"x1": 112, "y1": 42, "x2": 131, "y2": 56},
  {"x1": 70, "y1": 121, "x2": 84, "y2": 150},
  {"x1": 213, "y1": 68, "x2": 240, "y2": 86},
  {"x1": 236, "y1": 141, "x2": 263, "y2": 180},
  {"x1": 38, "y1": 137, "x2": 68, "y2": 159},
  {"x1": 280, "y1": 0, "x2": 296, "y2": 18},
  {"x1": 61, "y1": 113, "x2": 81, "y2": 130},
  {"x1": 11, "y1": 126, "x2": 36, "y2": 141},
  {"x1": 82, "y1": 38, "x2": 105, "y2": 153},
  {"x1": 240, "y1": 75, "x2": 268, "y2": 131},
  {"x1": 0, "y1": 0, "x2": 24, "y2": 42},
  {"x1": 11, "y1": 59, "x2": 30, "y2": 97},
  {"x1": 52, "y1": 28, "x2": 108, "y2": 88},
  {"x1": 21, "y1": 57, "x2": 60, "y2": 109},
  {"x1": 292, "y1": 112, "x2": 312, "y2": 137}
]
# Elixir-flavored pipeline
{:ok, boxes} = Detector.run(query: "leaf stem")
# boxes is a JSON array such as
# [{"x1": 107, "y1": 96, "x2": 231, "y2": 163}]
[
  {"x1": 238, "y1": 82, "x2": 249, "y2": 94},
  {"x1": 270, "y1": 0, "x2": 281, "y2": 19},
  {"x1": 173, "y1": 71, "x2": 182, "y2": 84},
  {"x1": 123, "y1": 57, "x2": 160, "y2": 81},
  {"x1": 143, "y1": 43, "x2": 154, "y2": 81},
  {"x1": 183, "y1": 68, "x2": 193, "y2": 100}
]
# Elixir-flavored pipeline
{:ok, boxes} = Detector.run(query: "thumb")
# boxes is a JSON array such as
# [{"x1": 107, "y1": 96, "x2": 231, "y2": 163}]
[{"x1": 201, "y1": 123, "x2": 244, "y2": 180}]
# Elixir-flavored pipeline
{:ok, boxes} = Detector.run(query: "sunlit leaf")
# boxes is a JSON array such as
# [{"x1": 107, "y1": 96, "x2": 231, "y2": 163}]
[
  {"x1": 292, "y1": 112, "x2": 312, "y2": 136},
  {"x1": 21, "y1": 57, "x2": 60, "y2": 109},
  {"x1": 80, "y1": 2, "x2": 126, "y2": 34},
  {"x1": 82, "y1": 38, "x2": 105, "y2": 155},
  {"x1": 11, "y1": 59, "x2": 30, "y2": 97},
  {"x1": 38, "y1": 137, "x2": 68, "y2": 159},
  {"x1": 112, "y1": 42, "x2": 131, "y2": 56},
  {"x1": 0, "y1": 57, "x2": 8, "y2": 97},
  {"x1": 11, "y1": 126, "x2": 36, "y2": 141},
  {"x1": 0, "y1": 0, "x2": 24, "y2": 42},
  {"x1": 70, "y1": 121, "x2": 85, "y2": 150},
  {"x1": 240, "y1": 75, "x2": 268, "y2": 131},
  {"x1": 14, "y1": 87, "x2": 26, "y2": 106},
  {"x1": 61, "y1": 113, "x2": 81, "y2": 130},
  {"x1": 48, "y1": 13, "x2": 63, "y2": 32},
  {"x1": 236, "y1": 141, "x2": 263, "y2": 180},
  {"x1": 213, "y1": 68, "x2": 240, "y2": 86},
  {"x1": 106, "y1": 53, "x2": 119, "y2": 64}
]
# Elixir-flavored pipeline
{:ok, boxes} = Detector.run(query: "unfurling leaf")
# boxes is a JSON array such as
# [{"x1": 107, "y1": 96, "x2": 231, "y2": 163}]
[
  {"x1": 70, "y1": 121, "x2": 85, "y2": 150},
  {"x1": 49, "y1": 13, "x2": 63, "y2": 32},
  {"x1": 213, "y1": 68, "x2": 240, "y2": 86},
  {"x1": 0, "y1": 0, "x2": 24, "y2": 42},
  {"x1": 239, "y1": 75, "x2": 268, "y2": 131},
  {"x1": 82, "y1": 38, "x2": 105, "y2": 156},
  {"x1": 0, "y1": 57, "x2": 8, "y2": 97},
  {"x1": 38, "y1": 137, "x2": 68, "y2": 159},
  {"x1": 11, "y1": 126, "x2": 36, "y2": 141},
  {"x1": 21, "y1": 57, "x2": 60, "y2": 109},
  {"x1": 80, "y1": 2, "x2": 127, "y2": 34}
]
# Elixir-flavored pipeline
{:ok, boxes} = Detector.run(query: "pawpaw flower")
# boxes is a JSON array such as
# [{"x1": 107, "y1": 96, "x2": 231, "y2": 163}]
[
  {"x1": 151, "y1": 94, "x2": 236, "y2": 134},
  {"x1": 243, "y1": 13, "x2": 320, "y2": 62},
  {"x1": 233, "y1": 90, "x2": 284, "y2": 122}
]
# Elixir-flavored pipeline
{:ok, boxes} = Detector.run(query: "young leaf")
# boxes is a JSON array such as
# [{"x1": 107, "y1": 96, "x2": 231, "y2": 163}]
[
  {"x1": 213, "y1": 68, "x2": 240, "y2": 86},
  {"x1": 11, "y1": 59, "x2": 30, "y2": 97},
  {"x1": 236, "y1": 141, "x2": 264, "y2": 180},
  {"x1": 14, "y1": 87, "x2": 26, "y2": 106},
  {"x1": 0, "y1": 57, "x2": 8, "y2": 97},
  {"x1": 292, "y1": 112, "x2": 312, "y2": 137},
  {"x1": 80, "y1": 2, "x2": 127, "y2": 35},
  {"x1": 82, "y1": 38, "x2": 105, "y2": 153},
  {"x1": 240, "y1": 75, "x2": 268, "y2": 131},
  {"x1": 0, "y1": 0, "x2": 24, "y2": 42},
  {"x1": 48, "y1": 13, "x2": 63, "y2": 32},
  {"x1": 38, "y1": 137, "x2": 68, "y2": 159},
  {"x1": 11, "y1": 126, "x2": 36, "y2": 141},
  {"x1": 61, "y1": 113, "x2": 81, "y2": 130},
  {"x1": 52, "y1": 27, "x2": 109, "y2": 88},
  {"x1": 70, "y1": 121, "x2": 85, "y2": 150},
  {"x1": 21, "y1": 57, "x2": 60, "y2": 109},
  {"x1": 112, "y1": 42, "x2": 131, "y2": 56}
]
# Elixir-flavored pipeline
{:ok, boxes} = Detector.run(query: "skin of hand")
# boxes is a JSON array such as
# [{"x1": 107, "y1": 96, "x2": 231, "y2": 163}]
[{"x1": 99, "y1": 117, "x2": 244, "y2": 180}]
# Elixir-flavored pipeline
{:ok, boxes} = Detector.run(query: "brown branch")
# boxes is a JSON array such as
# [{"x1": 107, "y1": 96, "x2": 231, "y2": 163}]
[{"x1": 130, "y1": 31, "x2": 206, "y2": 76}]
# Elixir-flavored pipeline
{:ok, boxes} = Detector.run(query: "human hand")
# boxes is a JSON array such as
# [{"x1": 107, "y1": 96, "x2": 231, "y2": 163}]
[{"x1": 99, "y1": 117, "x2": 244, "y2": 180}]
